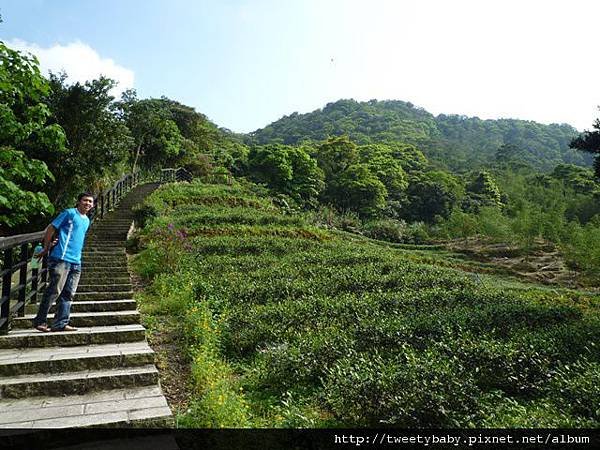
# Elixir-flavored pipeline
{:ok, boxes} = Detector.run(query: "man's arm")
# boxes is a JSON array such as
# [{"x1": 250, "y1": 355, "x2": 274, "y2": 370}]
[{"x1": 36, "y1": 225, "x2": 57, "y2": 259}]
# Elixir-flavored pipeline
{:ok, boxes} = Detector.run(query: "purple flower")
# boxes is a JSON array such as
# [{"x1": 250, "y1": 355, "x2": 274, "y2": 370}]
[{"x1": 167, "y1": 223, "x2": 175, "y2": 230}]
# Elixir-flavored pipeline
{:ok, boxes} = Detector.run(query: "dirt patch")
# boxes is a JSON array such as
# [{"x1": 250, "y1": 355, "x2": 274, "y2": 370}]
[
  {"x1": 127, "y1": 254, "x2": 193, "y2": 417},
  {"x1": 144, "y1": 316, "x2": 192, "y2": 415},
  {"x1": 444, "y1": 236, "x2": 582, "y2": 288}
]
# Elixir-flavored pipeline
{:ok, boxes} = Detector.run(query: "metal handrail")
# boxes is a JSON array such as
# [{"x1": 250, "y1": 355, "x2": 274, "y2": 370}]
[
  {"x1": 91, "y1": 171, "x2": 144, "y2": 221},
  {"x1": 159, "y1": 167, "x2": 193, "y2": 184}
]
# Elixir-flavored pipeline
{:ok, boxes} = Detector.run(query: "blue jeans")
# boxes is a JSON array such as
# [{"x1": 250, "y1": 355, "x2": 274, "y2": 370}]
[{"x1": 33, "y1": 258, "x2": 81, "y2": 330}]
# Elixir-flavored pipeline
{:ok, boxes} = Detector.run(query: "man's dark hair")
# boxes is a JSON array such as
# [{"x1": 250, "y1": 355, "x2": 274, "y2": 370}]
[{"x1": 77, "y1": 192, "x2": 95, "y2": 202}]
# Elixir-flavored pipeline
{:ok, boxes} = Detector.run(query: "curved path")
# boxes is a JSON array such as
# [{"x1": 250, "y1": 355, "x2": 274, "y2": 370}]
[{"x1": 0, "y1": 183, "x2": 173, "y2": 428}]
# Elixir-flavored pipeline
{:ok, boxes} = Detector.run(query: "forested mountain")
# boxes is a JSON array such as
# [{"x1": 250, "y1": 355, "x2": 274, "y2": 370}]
[{"x1": 248, "y1": 99, "x2": 590, "y2": 172}]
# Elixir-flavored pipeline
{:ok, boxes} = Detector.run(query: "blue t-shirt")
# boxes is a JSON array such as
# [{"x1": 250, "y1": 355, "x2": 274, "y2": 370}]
[{"x1": 49, "y1": 208, "x2": 90, "y2": 264}]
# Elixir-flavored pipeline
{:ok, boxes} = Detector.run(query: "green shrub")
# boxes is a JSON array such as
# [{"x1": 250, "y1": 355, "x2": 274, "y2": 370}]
[
  {"x1": 363, "y1": 219, "x2": 406, "y2": 242},
  {"x1": 550, "y1": 359, "x2": 600, "y2": 420},
  {"x1": 324, "y1": 347, "x2": 481, "y2": 427},
  {"x1": 132, "y1": 203, "x2": 158, "y2": 228}
]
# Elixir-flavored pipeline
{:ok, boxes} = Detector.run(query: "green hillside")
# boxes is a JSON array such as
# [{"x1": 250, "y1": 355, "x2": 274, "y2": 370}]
[
  {"x1": 132, "y1": 179, "x2": 600, "y2": 428},
  {"x1": 247, "y1": 99, "x2": 590, "y2": 172}
]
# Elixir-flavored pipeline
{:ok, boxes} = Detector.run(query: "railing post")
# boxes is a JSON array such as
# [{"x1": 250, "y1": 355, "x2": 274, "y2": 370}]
[
  {"x1": 17, "y1": 243, "x2": 28, "y2": 317},
  {"x1": 31, "y1": 263, "x2": 39, "y2": 306},
  {"x1": 100, "y1": 194, "x2": 105, "y2": 219},
  {"x1": 1, "y1": 248, "x2": 13, "y2": 334}
]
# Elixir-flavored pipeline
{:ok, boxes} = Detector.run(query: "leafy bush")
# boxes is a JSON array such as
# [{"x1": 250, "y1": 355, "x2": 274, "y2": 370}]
[
  {"x1": 132, "y1": 203, "x2": 158, "y2": 228},
  {"x1": 363, "y1": 219, "x2": 406, "y2": 242},
  {"x1": 323, "y1": 347, "x2": 481, "y2": 427},
  {"x1": 549, "y1": 360, "x2": 600, "y2": 420}
]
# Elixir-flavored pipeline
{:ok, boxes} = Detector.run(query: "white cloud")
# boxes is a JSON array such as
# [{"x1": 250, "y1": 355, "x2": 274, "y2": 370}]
[{"x1": 7, "y1": 39, "x2": 134, "y2": 97}]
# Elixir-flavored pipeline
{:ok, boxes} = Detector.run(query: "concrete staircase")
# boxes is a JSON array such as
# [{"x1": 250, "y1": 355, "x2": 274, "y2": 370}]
[{"x1": 0, "y1": 183, "x2": 173, "y2": 428}]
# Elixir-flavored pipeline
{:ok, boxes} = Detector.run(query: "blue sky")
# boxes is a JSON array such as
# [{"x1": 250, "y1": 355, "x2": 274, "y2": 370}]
[{"x1": 1, "y1": 0, "x2": 599, "y2": 132}]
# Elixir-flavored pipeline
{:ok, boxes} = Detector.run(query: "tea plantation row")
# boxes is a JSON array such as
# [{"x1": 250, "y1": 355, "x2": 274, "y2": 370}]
[{"x1": 132, "y1": 180, "x2": 600, "y2": 427}]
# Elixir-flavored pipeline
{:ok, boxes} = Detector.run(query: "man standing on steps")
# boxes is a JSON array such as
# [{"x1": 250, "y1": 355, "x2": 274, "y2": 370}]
[{"x1": 32, "y1": 192, "x2": 94, "y2": 332}]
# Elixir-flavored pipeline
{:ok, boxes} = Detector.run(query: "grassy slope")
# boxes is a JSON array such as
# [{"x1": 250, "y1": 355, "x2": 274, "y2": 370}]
[{"x1": 131, "y1": 180, "x2": 600, "y2": 428}]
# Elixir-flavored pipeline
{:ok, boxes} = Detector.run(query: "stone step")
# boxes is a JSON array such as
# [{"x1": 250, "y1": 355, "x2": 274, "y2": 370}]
[
  {"x1": 93, "y1": 220, "x2": 134, "y2": 225},
  {"x1": 88, "y1": 234, "x2": 128, "y2": 241},
  {"x1": 26, "y1": 300, "x2": 138, "y2": 314},
  {"x1": 82, "y1": 256, "x2": 126, "y2": 263},
  {"x1": 77, "y1": 284, "x2": 132, "y2": 293},
  {"x1": 0, "y1": 364, "x2": 159, "y2": 399},
  {"x1": 85, "y1": 245, "x2": 125, "y2": 251},
  {"x1": 85, "y1": 240, "x2": 127, "y2": 245},
  {"x1": 87, "y1": 240, "x2": 128, "y2": 246},
  {"x1": 91, "y1": 225, "x2": 132, "y2": 230},
  {"x1": 0, "y1": 385, "x2": 172, "y2": 428},
  {"x1": 79, "y1": 274, "x2": 131, "y2": 281},
  {"x1": 83, "y1": 249, "x2": 126, "y2": 255},
  {"x1": 71, "y1": 296, "x2": 135, "y2": 306},
  {"x1": 75, "y1": 291, "x2": 134, "y2": 301},
  {"x1": 80, "y1": 259, "x2": 128, "y2": 267},
  {"x1": 98, "y1": 217, "x2": 135, "y2": 222},
  {"x1": 0, "y1": 324, "x2": 146, "y2": 348},
  {"x1": 82, "y1": 253, "x2": 127, "y2": 259},
  {"x1": 12, "y1": 311, "x2": 140, "y2": 329},
  {"x1": 84, "y1": 252, "x2": 126, "y2": 258},
  {"x1": 89, "y1": 228, "x2": 129, "y2": 233},
  {"x1": 92, "y1": 223, "x2": 132, "y2": 227},
  {"x1": 85, "y1": 244, "x2": 127, "y2": 250},
  {"x1": 90, "y1": 230, "x2": 131, "y2": 236},
  {"x1": 0, "y1": 341, "x2": 154, "y2": 376},
  {"x1": 81, "y1": 258, "x2": 128, "y2": 266},
  {"x1": 78, "y1": 277, "x2": 131, "y2": 285},
  {"x1": 80, "y1": 266, "x2": 129, "y2": 272},
  {"x1": 85, "y1": 241, "x2": 127, "y2": 247},
  {"x1": 83, "y1": 248, "x2": 127, "y2": 253},
  {"x1": 92, "y1": 221, "x2": 132, "y2": 225},
  {"x1": 81, "y1": 266, "x2": 129, "y2": 273}
]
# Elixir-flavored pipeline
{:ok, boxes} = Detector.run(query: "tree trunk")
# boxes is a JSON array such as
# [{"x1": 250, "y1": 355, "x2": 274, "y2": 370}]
[{"x1": 132, "y1": 143, "x2": 142, "y2": 173}]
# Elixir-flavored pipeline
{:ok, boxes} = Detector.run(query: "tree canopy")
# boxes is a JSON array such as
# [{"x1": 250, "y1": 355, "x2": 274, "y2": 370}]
[
  {"x1": 0, "y1": 40, "x2": 60, "y2": 229},
  {"x1": 36, "y1": 73, "x2": 132, "y2": 205},
  {"x1": 248, "y1": 99, "x2": 589, "y2": 172},
  {"x1": 570, "y1": 114, "x2": 600, "y2": 177}
]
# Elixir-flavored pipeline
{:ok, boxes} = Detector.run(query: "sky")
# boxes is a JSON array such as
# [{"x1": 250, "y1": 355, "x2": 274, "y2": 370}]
[{"x1": 1, "y1": 0, "x2": 599, "y2": 133}]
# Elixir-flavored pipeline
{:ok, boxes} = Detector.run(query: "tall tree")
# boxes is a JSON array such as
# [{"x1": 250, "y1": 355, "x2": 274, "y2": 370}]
[
  {"x1": 35, "y1": 73, "x2": 132, "y2": 204},
  {"x1": 570, "y1": 113, "x2": 600, "y2": 177},
  {"x1": 327, "y1": 163, "x2": 387, "y2": 217},
  {"x1": 116, "y1": 91, "x2": 183, "y2": 171},
  {"x1": 247, "y1": 144, "x2": 323, "y2": 205},
  {"x1": 0, "y1": 40, "x2": 61, "y2": 230},
  {"x1": 359, "y1": 143, "x2": 408, "y2": 199},
  {"x1": 403, "y1": 171, "x2": 463, "y2": 223},
  {"x1": 314, "y1": 136, "x2": 359, "y2": 180}
]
